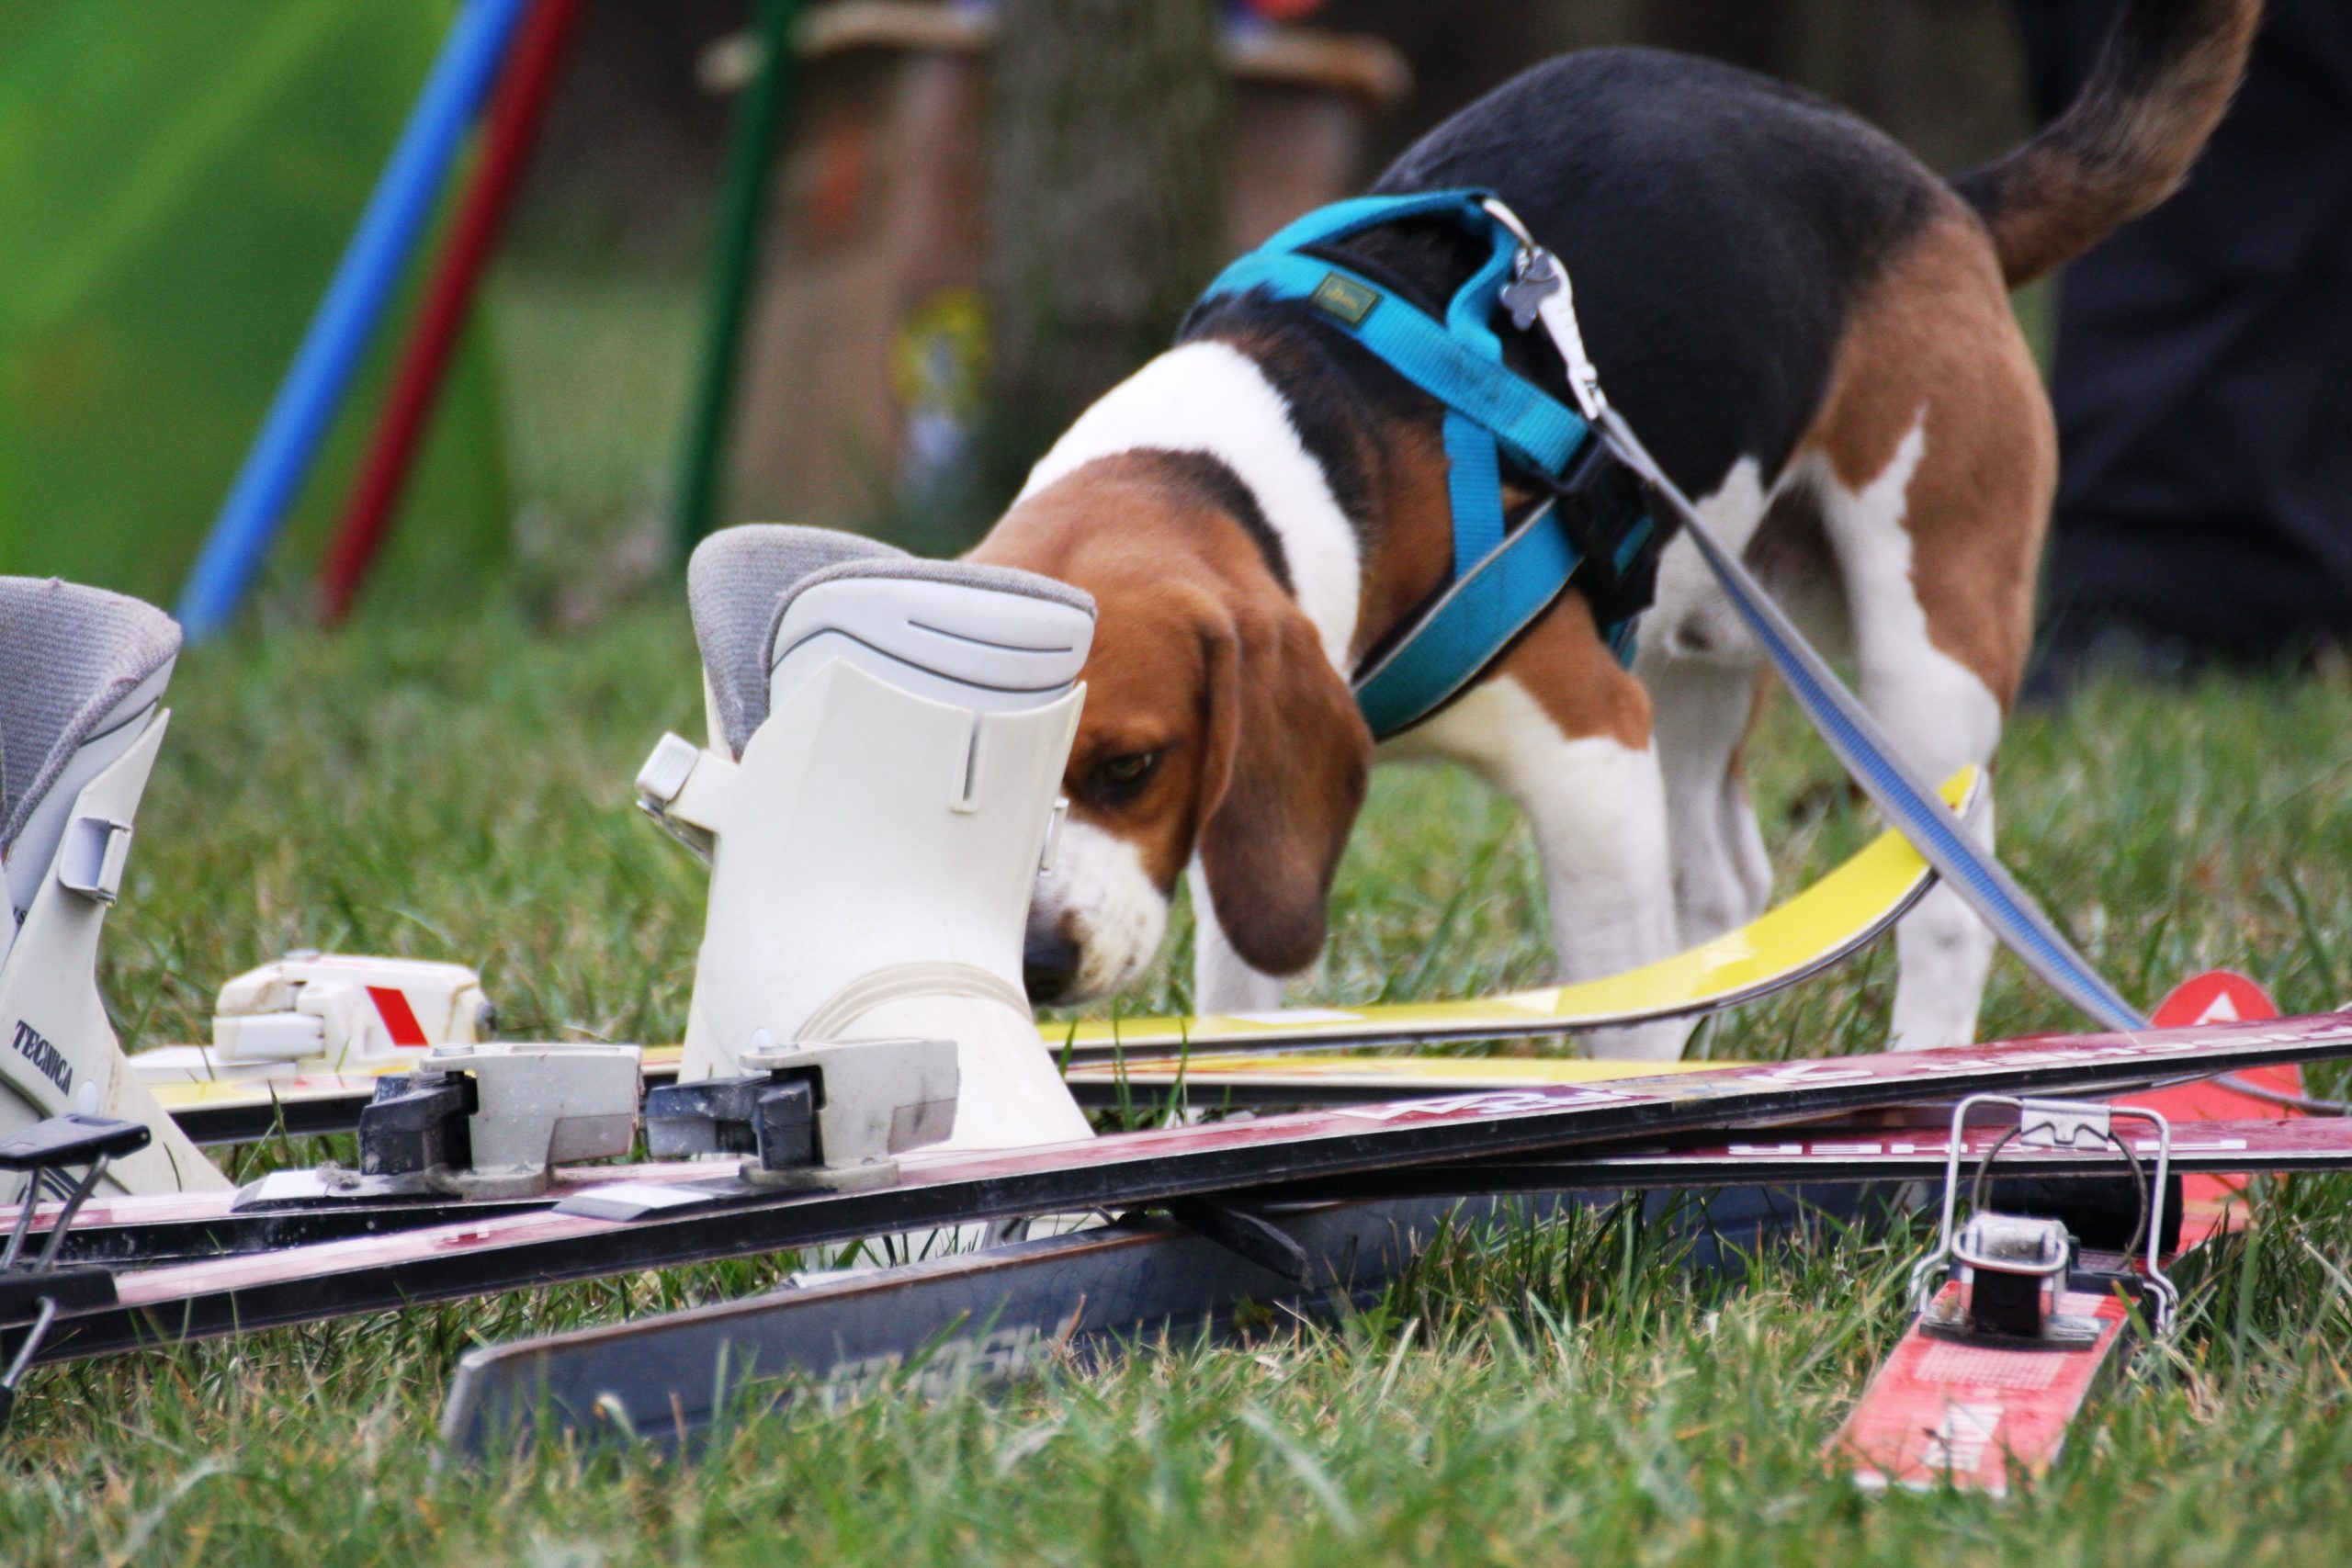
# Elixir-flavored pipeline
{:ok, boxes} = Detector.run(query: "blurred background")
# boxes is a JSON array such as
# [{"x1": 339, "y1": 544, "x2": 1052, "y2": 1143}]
[{"x1": 1, "y1": 0, "x2": 2340, "y2": 671}]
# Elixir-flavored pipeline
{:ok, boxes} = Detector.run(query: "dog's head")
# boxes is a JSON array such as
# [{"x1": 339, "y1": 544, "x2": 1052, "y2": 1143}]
[{"x1": 973, "y1": 456, "x2": 1371, "y2": 1004}]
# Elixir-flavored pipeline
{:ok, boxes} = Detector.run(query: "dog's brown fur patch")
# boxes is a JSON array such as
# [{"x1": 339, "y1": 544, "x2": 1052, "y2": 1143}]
[
  {"x1": 975, "y1": 453, "x2": 1370, "y2": 970},
  {"x1": 1475, "y1": 590, "x2": 1654, "y2": 750},
  {"x1": 1798, "y1": 206, "x2": 2056, "y2": 706}
]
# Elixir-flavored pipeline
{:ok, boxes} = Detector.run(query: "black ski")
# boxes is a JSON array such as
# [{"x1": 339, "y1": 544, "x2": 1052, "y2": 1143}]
[{"x1": 440, "y1": 1107, "x2": 2352, "y2": 1459}]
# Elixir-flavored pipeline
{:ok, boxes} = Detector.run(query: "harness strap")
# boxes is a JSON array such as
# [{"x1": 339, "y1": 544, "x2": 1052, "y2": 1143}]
[
  {"x1": 1353, "y1": 467, "x2": 1655, "y2": 738},
  {"x1": 1203, "y1": 251, "x2": 1588, "y2": 490},
  {"x1": 1197, "y1": 188, "x2": 1652, "y2": 739},
  {"x1": 1217, "y1": 192, "x2": 2145, "y2": 1037}
]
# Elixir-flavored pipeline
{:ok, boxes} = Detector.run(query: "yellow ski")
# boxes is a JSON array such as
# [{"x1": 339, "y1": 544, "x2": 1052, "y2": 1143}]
[
  {"x1": 144, "y1": 770, "x2": 1973, "y2": 1143},
  {"x1": 1055, "y1": 767, "x2": 1976, "y2": 1061}
]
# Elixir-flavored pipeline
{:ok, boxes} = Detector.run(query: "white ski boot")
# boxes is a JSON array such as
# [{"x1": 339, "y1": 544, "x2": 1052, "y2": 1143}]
[
  {"x1": 0, "y1": 579, "x2": 227, "y2": 1194},
  {"x1": 637, "y1": 525, "x2": 1093, "y2": 1154}
]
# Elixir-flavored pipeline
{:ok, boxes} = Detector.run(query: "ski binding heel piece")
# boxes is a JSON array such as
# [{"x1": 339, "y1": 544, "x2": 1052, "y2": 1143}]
[
  {"x1": 132, "y1": 953, "x2": 495, "y2": 1085},
  {"x1": 643, "y1": 1037, "x2": 957, "y2": 1190},
  {"x1": 337, "y1": 1043, "x2": 642, "y2": 1201}
]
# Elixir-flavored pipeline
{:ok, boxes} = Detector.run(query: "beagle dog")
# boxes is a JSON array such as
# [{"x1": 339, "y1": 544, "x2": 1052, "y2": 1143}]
[{"x1": 973, "y1": 0, "x2": 2260, "y2": 1056}]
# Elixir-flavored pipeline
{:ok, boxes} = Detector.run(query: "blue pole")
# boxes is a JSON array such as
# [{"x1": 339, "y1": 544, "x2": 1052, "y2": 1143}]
[{"x1": 177, "y1": 0, "x2": 530, "y2": 640}]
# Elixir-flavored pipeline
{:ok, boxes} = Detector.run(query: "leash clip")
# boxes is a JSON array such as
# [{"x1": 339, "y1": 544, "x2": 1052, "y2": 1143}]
[
  {"x1": 1498, "y1": 249, "x2": 1560, "y2": 330},
  {"x1": 1481, "y1": 197, "x2": 1610, "y2": 425}
]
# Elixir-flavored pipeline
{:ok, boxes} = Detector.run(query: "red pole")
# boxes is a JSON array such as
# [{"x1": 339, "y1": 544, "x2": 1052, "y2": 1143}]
[{"x1": 319, "y1": 0, "x2": 584, "y2": 625}]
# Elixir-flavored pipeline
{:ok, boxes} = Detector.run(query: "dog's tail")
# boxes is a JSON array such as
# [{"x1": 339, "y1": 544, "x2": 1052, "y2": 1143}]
[{"x1": 1951, "y1": 0, "x2": 2262, "y2": 287}]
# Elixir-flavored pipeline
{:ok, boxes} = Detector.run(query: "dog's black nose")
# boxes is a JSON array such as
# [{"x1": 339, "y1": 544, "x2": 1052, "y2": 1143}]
[{"x1": 1024, "y1": 927, "x2": 1080, "y2": 1004}]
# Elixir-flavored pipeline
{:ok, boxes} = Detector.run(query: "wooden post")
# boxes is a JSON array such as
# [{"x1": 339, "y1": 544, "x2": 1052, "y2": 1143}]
[{"x1": 979, "y1": 0, "x2": 1227, "y2": 525}]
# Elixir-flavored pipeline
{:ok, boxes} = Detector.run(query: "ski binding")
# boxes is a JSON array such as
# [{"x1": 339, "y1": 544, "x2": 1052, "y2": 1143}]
[
  {"x1": 242, "y1": 1043, "x2": 644, "y2": 1205},
  {"x1": 643, "y1": 1037, "x2": 959, "y2": 1190},
  {"x1": 1909, "y1": 1095, "x2": 2178, "y2": 1348},
  {"x1": 0, "y1": 1113, "x2": 147, "y2": 1429}
]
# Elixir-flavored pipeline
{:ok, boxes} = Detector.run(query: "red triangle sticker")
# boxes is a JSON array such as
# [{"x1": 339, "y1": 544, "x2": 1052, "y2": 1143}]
[{"x1": 2129, "y1": 970, "x2": 2291, "y2": 1243}]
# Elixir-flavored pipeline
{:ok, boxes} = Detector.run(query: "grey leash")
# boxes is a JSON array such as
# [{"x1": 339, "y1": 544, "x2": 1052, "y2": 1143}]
[{"x1": 1483, "y1": 197, "x2": 2152, "y2": 1034}]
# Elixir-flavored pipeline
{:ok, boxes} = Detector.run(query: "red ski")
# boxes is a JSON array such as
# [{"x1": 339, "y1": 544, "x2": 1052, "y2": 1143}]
[
  {"x1": 1840, "y1": 1280, "x2": 2137, "y2": 1496},
  {"x1": 1832, "y1": 974, "x2": 2310, "y2": 1495}
]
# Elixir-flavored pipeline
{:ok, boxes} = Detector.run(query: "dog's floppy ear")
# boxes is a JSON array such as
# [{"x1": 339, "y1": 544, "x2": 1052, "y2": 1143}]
[{"x1": 1194, "y1": 596, "x2": 1371, "y2": 976}]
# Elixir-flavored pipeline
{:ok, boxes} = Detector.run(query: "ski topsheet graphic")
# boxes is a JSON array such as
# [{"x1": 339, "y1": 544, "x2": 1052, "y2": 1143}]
[
  {"x1": 136, "y1": 770, "x2": 1973, "y2": 1146},
  {"x1": 11, "y1": 1008, "x2": 2352, "y2": 1367}
]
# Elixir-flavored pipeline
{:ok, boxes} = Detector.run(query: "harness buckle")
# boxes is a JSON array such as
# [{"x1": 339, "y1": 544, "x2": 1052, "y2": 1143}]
[{"x1": 1513, "y1": 440, "x2": 1666, "y2": 630}]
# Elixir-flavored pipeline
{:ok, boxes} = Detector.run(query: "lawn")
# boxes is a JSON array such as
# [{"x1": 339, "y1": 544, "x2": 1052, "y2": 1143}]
[{"x1": 6, "y1": 593, "x2": 2352, "y2": 1564}]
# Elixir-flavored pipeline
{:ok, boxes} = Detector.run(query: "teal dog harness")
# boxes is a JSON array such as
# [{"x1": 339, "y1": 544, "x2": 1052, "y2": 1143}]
[{"x1": 1193, "y1": 189, "x2": 1660, "y2": 740}]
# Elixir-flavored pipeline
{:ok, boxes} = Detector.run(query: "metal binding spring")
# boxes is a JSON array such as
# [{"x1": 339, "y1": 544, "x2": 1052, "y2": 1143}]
[
  {"x1": 1909, "y1": 1095, "x2": 2179, "y2": 1336},
  {"x1": 1, "y1": 1141, "x2": 127, "y2": 1429}
]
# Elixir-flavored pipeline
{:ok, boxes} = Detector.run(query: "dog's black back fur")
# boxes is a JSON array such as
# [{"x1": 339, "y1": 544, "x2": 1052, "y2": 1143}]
[
  {"x1": 1370, "y1": 51, "x2": 1939, "y2": 493},
  {"x1": 1183, "y1": 49, "x2": 1942, "y2": 543}
]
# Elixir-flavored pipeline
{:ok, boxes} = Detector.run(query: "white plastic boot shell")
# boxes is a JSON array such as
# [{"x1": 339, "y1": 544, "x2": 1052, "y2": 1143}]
[
  {"x1": 0, "y1": 580, "x2": 228, "y2": 1194},
  {"x1": 650, "y1": 529, "x2": 1097, "y2": 1154}
]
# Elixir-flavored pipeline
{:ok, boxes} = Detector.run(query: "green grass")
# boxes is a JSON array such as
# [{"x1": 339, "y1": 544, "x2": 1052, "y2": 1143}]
[{"x1": 6, "y1": 606, "x2": 2352, "y2": 1562}]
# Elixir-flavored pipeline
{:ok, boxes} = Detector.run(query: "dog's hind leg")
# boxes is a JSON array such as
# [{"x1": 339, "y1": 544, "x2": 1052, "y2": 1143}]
[
  {"x1": 1815, "y1": 423, "x2": 2003, "y2": 1053},
  {"x1": 1812, "y1": 401, "x2": 2039, "y2": 1052},
  {"x1": 1803, "y1": 211, "x2": 2056, "y2": 1052},
  {"x1": 1641, "y1": 652, "x2": 1774, "y2": 947},
  {"x1": 1636, "y1": 458, "x2": 1829, "y2": 953}
]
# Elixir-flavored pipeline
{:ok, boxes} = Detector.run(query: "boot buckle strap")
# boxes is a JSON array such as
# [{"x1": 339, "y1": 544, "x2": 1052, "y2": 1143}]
[
  {"x1": 54, "y1": 817, "x2": 133, "y2": 903},
  {"x1": 635, "y1": 734, "x2": 732, "y2": 862}
]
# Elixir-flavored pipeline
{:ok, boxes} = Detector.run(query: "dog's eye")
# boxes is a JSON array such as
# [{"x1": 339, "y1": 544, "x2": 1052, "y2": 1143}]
[{"x1": 1097, "y1": 750, "x2": 1161, "y2": 792}]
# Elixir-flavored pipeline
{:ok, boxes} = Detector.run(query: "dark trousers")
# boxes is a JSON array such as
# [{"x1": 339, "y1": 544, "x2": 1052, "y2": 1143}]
[{"x1": 2016, "y1": 0, "x2": 2352, "y2": 670}]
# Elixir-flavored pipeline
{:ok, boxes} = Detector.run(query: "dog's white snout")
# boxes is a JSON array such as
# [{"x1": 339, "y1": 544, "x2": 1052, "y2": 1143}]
[{"x1": 1023, "y1": 821, "x2": 1169, "y2": 1003}]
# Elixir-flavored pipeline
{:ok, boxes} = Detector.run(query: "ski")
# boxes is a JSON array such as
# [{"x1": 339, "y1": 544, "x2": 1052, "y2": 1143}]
[
  {"x1": 23, "y1": 1111, "x2": 2352, "y2": 1272},
  {"x1": 435, "y1": 1188, "x2": 1762, "y2": 1461},
  {"x1": 140, "y1": 772, "x2": 1967, "y2": 1146},
  {"x1": 158, "y1": 1048, "x2": 1732, "y2": 1145},
  {"x1": 1830, "y1": 975, "x2": 2295, "y2": 1495},
  {"x1": 1067, "y1": 1032, "x2": 2320, "y2": 1121},
  {"x1": 7, "y1": 1009, "x2": 2352, "y2": 1369},
  {"x1": 1065, "y1": 1052, "x2": 1728, "y2": 1110},
  {"x1": 1262, "y1": 1115, "x2": 2352, "y2": 1201},
  {"x1": 435, "y1": 1098, "x2": 2350, "y2": 1459},
  {"x1": 444, "y1": 1114, "x2": 2352, "y2": 1457},
  {"x1": 435, "y1": 1114, "x2": 2352, "y2": 1462},
  {"x1": 1049, "y1": 770, "x2": 1965, "y2": 1058},
  {"x1": 1837, "y1": 1264, "x2": 2141, "y2": 1497}
]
